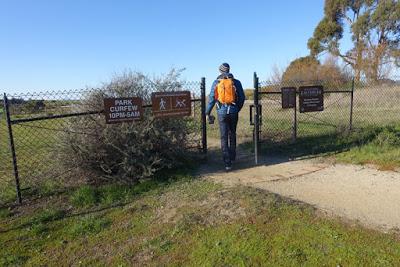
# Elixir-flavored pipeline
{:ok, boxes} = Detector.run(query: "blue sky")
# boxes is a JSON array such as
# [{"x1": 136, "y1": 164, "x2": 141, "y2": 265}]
[{"x1": 1, "y1": 0, "x2": 330, "y2": 93}]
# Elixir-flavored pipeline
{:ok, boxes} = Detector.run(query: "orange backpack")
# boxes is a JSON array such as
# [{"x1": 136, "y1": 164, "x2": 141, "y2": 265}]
[{"x1": 215, "y1": 78, "x2": 236, "y2": 104}]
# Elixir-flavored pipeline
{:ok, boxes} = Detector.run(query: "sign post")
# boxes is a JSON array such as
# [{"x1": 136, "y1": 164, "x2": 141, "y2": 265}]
[
  {"x1": 299, "y1": 86, "x2": 324, "y2": 113},
  {"x1": 103, "y1": 97, "x2": 143, "y2": 124},
  {"x1": 151, "y1": 91, "x2": 191, "y2": 118}
]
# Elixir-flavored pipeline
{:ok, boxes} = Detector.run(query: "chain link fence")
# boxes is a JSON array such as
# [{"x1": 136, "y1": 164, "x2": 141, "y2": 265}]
[
  {"x1": 255, "y1": 77, "x2": 400, "y2": 144},
  {"x1": 1, "y1": 80, "x2": 204, "y2": 205},
  {"x1": 2, "y1": 74, "x2": 399, "y2": 205},
  {"x1": 352, "y1": 79, "x2": 400, "y2": 128}
]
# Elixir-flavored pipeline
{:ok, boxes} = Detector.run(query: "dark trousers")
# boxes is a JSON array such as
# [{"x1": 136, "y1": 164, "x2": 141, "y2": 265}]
[{"x1": 218, "y1": 112, "x2": 239, "y2": 166}]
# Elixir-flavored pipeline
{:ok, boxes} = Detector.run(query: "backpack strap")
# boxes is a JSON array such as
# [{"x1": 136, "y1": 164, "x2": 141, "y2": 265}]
[{"x1": 230, "y1": 78, "x2": 237, "y2": 105}]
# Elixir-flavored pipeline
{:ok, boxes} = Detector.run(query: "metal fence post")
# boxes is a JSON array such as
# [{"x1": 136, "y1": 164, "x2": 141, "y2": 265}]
[
  {"x1": 349, "y1": 77, "x2": 355, "y2": 131},
  {"x1": 292, "y1": 93, "x2": 297, "y2": 143},
  {"x1": 253, "y1": 73, "x2": 260, "y2": 165},
  {"x1": 3, "y1": 93, "x2": 22, "y2": 204},
  {"x1": 200, "y1": 77, "x2": 207, "y2": 155}
]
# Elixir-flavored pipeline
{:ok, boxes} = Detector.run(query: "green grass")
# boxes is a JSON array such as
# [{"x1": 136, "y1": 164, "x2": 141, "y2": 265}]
[
  {"x1": 336, "y1": 130, "x2": 400, "y2": 170},
  {"x1": 0, "y1": 118, "x2": 61, "y2": 204},
  {"x1": 252, "y1": 124, "x2": 400, "y2": 169},
  {"x1": 0, "y1": 208, "x2": 12, "y2": 219},
  {"x1": 1, "y1": 173, "x2": 399, "y2": 266},
  {"x1": 30, "y1": 208, "x2": 66, "y2": 224},
  {"x1": 69, "y1": 183, "x2": 153, "y2": 208},
  {"x1": 68, "y1": 215, "x2": 111, "y2": 237}
]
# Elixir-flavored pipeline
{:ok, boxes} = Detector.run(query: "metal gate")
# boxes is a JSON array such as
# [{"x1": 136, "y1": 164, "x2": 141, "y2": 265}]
[{"x1": 251, "y1": 72, "x2": 354, "y2": 163}]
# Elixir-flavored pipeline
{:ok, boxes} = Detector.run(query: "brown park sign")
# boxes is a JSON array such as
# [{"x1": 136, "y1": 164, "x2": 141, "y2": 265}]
[
  {"x1": 281, "y1": 87, "x2": 296, "y2": 109},
  {"x1": 299, "y1": 86, "x2": 324, "y2": 113},
  {"x1": 103, "y1": 97, "x2": 143, "y2": 124},
  {"x1": 151, "y1": 91, "x2": 191, "y2": 118}
]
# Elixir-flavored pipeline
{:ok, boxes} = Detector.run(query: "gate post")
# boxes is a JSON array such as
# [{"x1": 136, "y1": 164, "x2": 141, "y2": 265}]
[
  {"x1": 253, "y1": 73, "x2": 260, "y2": 165},
  {"x1": 349, "y1": 77, "x2": 354, "y2": 131},
  {"x1": 292, "y1": 92, "x2": 297, "y2": 143},
  {"x1": 3, "y1": 93, "x2": 22, "y2": 204},
  {"x1": 200, "y1": 77, "x2": 207, "y2": 155}
]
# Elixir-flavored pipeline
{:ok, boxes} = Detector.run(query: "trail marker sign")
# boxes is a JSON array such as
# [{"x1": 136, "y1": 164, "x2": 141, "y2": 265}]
[
  {"x1": 151, "y1": 91, "x2": 191, "y2": 118},
  {"x1": 103, "y1": 97, "x2": 143, "y2": 124},
  {"x1": 281, "y1": 87, "x2": 296, "y2": 109},
  {"x1": 299, "y1": 86, "x2": 324, "y2": 113}
]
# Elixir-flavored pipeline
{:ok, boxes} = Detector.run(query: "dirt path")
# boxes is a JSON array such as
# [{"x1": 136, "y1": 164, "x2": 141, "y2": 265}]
[{"x1": 198, "y1": 147, "x2": 400, "y2": 232}]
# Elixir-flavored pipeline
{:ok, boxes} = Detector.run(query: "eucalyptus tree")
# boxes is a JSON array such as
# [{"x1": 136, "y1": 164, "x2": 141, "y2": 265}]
[{"x1": 308, "y1": 0, "x2": 400, "y2": 82}]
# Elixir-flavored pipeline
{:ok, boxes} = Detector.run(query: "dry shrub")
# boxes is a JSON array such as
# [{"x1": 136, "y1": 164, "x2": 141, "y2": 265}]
[{"x1": 58, "y1": 69, "x2": 194, "y2": 184}]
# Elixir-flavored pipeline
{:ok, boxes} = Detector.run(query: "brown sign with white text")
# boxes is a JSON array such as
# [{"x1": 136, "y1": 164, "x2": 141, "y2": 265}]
[
  {"x1": 299, "y1": 86, "x2": 324, "y2": 113},
  {"x1": 103, "y1": 97, "x2": 143, "y2": 124},
  {"x1": 151, "y1": 91, "x2": 191, "y2": 118},
  {"x1": 281, "y1": 87, "x2": 296, "y2": 109}
]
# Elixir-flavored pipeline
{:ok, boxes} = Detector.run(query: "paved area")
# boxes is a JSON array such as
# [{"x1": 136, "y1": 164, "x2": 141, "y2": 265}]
[{"x1": 199, "y1": 151, "x2": 400, "y2": 232}]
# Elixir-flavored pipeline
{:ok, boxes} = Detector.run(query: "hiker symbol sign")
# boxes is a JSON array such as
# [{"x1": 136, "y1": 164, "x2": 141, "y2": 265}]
[{"x1": 151, "y1": 91, "x2": 191, "y2": 118}]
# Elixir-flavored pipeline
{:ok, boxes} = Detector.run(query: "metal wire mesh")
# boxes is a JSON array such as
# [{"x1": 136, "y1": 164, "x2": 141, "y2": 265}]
[
  {"x1": 1, "y1": 81, "x2": 203, "y2": 204},
  {"x1": 352, "y1": 79, "x2": 400, "y2": 127},
  {"x1": 0, "y1": 116, "x2": 14, "y2": 203},
  {"x1": 257, "y1": 77, "x2": 400, "y2": 144}
]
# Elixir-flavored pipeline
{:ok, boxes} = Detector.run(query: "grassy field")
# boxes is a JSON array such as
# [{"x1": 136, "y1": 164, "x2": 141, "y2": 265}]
[
  {"x1": 0, "y1": 119, "x2": 15, "y2": 203},
  {"x1": 207, "y1": 84, "x2": 400, "y2": 143},
  {"x1": 1, "y1": 170, "x2": 400, "y2": 266},
  {"x1": 0, "y1": 117, "x2": 68, "y2": 205},
  {"x1": 252, "y1": 123, "x2": 400, "y2": 170}
]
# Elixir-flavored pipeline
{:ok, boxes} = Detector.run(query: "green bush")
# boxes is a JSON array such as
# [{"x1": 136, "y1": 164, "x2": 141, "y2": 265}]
[
  {"x1": 372, "y1": 128, "x2": 400, "y2": 147},
  {"x1": 58, "y1": 69, "x2": 195, "y2": 185}
]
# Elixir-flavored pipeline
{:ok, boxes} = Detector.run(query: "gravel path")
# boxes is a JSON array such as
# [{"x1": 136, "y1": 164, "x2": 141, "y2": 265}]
[{"x1": 199, "y1": 149, "x2": 400, "y2": 232}]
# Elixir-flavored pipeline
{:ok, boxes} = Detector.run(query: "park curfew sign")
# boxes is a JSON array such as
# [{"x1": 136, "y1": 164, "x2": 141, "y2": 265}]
[
  {"x1": 151, "y1": 91, "x2": 191, "y2": 118},
  {"x1": 103, "y1": 97, "x2": 143, "y2": 124}
]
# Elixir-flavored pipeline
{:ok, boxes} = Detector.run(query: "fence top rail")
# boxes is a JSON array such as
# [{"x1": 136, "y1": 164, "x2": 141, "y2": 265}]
[
  {"x1": 259, "y1": 90, "x2": 353, "y2": 95},
  {"x1": 9, "y1": 98, "x2": 202, "y2": 125},
  {"x1": 4, "y1": 81, "x2": 202, "y2": 100}
]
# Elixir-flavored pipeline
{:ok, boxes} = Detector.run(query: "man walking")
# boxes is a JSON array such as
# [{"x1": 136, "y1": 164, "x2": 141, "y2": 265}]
[{"x1": 205, "y1": 63, "x2": 245, "y2": 171}]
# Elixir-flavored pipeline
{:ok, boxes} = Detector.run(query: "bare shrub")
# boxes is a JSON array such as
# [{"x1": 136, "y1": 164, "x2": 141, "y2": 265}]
[{"x1": 58, "y1": 69, "x2": 194, "y2": 185}]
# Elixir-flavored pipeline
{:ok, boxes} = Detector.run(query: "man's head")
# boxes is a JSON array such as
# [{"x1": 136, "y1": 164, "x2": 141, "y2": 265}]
[{"x1": 219, "y1": 63, "x2": 230, "y2": 74}]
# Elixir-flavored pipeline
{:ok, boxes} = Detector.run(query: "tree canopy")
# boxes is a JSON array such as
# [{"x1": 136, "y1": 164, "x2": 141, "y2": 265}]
[
  {"x1": 308, "y1": 0, "x2": 400, "y2": 82},
  {"x1": 282, "y1": 56, "x2": 348, "y2": 86}
]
